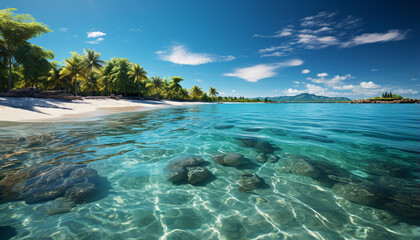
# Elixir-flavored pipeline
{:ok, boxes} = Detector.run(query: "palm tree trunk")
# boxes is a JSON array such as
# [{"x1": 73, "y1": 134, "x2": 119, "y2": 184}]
[
  {"x1": 138, "y1": 81, "x2": 141, "y2": 98},
  {"x1": 8, "y1": 55, "x2": 12, "y2": 90},
  {"x1": 89, "y1": 66, "x2": 93, "y2": 96},
  {"x1": 74, "y1": 75, "x2": 78, "y2": 96}
]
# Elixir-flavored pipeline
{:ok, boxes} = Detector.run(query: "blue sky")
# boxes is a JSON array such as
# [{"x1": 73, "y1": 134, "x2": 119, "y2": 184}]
[{"x1": 2, "y1": 0, "x2": 420, "y2": 99}]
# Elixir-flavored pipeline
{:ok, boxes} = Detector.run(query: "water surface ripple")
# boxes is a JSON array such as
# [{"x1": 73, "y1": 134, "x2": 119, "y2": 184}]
[{"x1": 0, "y1": 103, "x2": 419, "y2": 239}]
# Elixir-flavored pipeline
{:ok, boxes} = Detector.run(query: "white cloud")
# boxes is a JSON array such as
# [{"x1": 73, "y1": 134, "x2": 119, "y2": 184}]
[
  {"x1": 371, "y1": 69, "x2": 379, "y2": 72},
  {"x1": 283, "y1": 88, "x2": 305, "y2": 95},
  {"x1": 223, "y1": 59, "x2": 303, "y2": 82},
  {"x1": 301, "y1": 11, "x2": 337, "y2": 27},
  {"x1": 272, "y1": 89, "x2": 279, "y2": 93},
  {"x1": 293, "y1": 81, "x2": 300, "y2": 84},
  {"x1": 412, "y1": 78, "x2": 418, "y2": 81},
  {"x1": 308, "y1": 74, "x2": 353, "y2": 87},
  {"x1": 254, "y1": 26, "x2": 293, "y2": 38},
  {"x1": 258, "y1": 45, "x2": 293, "y2": 57},
  {"x1": 393, "y1": 89, "x2": 418, "y2": 94},
  {"x1": 193, "y1": 79, "x2": 203, "y2": 82},
  {"x1": 261, "y1": 52, "x2": 287, "y2": 57},
  {"x1": 297, "y1": 34, "x2": 339, "y2": 48},
  {"x1": 87, "y1": 31, "x2": 106, "y2": 38},
  {"x1": 360, "y1": 81, "x2": 380, "y2": 89},
  {"x1": 332, "y1": 84, "x2": 355, "y2": 90},
  {"x1": 86, "y1": 37, "x2": 104, "y2": 44},
  {"x1": 59, "y1": 28, "x2": 68, "y2": 32},
  {"x1": 301, "y1": 69, "x2": 310, "y2": 74},
  {"x1": 343, "y1": 30, "x2": 407, "y2": 47},
  {"x1": 157, "y1": 45, "x2": 234, "y2": 65},
  {"x1": 275, "y1": 28, "x2": 293, "y2": 37},
  {"x1": 254, "y1": 12, "x2": 409, "y2": 54},
  {"x1": 232, "y1": 90, "x2": 236, "y2": 93}
]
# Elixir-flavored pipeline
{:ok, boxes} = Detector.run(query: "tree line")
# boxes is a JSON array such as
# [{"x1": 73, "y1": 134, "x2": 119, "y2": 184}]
[{"x1": 0, "y1": 8, "x2": 260, "y2": 102}]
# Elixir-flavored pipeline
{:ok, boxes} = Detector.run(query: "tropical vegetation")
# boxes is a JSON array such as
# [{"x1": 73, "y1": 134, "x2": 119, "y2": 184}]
[{"x1": 0, "y1": 8, "x2": 260, "y2": 102}]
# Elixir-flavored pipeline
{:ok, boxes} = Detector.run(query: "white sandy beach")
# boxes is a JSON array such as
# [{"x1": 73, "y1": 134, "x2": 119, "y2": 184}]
[{"x1": 0, "y1": 97, "x2": 207, "y2": 122}]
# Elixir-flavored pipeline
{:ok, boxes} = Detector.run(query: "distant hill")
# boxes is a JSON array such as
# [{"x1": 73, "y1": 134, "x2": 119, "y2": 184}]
[{"x1": 258, "y1": 93, "x2": 351, "y2": 102}]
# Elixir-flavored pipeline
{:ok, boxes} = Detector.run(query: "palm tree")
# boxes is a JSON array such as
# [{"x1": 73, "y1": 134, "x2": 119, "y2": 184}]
[
  {"x1": 128, "y1": 63, "x2": 147, "y2": 97},
  {"x1": 169, "y1": 77, "x2": 183, "y2": 92},
  {"x1": 45, "y1": 62, "x2": 63, "y2": 90},
  {"x1": 60, "y1": 52, "x2": 84, "y2": 96},
  {"x1": 98, "y1": 62, "x2": 114, "y2": 95},
  {"x1": 209, "y1": 87, "x2": 218, "y2": 98},
  {"x1": 189, "y1": 85, "x2": 203, "y2": 100},
  {"x1": 82, "y1": 49, "x2": 106, "y2": 95},
  {"x1": 147, "y1": 76, "x2": 164, "y2": 99},
  {"x1": 179, "y1": 88, "x2": 189, "y2": 100}
]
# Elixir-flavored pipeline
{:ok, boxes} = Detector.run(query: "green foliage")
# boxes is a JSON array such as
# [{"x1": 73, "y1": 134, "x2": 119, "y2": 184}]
[
  {"x1": 0, "y1": 8, "x2": 51, "y2": 90},
  {"x1": 375, "y1": 92, "x2": 404, "y2": 100},
  {"x1": 189, "y1": 85, "x2": 203, "y2": 100}
]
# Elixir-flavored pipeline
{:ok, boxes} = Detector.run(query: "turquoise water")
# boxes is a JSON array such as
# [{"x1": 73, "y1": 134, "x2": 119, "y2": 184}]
[{"x1": 0, "y1": 103, "x2": 419, "y2": 239}]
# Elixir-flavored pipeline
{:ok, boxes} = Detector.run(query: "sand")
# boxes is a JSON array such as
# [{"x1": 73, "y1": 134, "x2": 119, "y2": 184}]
[{"x1": 0, "y1": 97, "x2": 207, "y2": 122}]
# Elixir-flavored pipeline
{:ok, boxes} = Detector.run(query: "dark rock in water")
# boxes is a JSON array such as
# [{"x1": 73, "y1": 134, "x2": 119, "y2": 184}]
[
  {"x1": 277, "y1": 156, "x2": 321, "y2": 178},
  {"x1": 332, "y1": 182, "x2": 386, "y2": 207},
  {"x1": 44, "y1": 197, "x2": 77, "y2": 215},
  {"x1": 256, "y1": 153, "x2": 267, "y2": 163},
  {"x1": 166, "y1": 164, "x2": 188, "y2": 182},
  {"x1": 238, "y1": 172, "x2": 262, "y2": 192},
  {"x1": 236, "y1": 137, "x2": 279, "y2": 154},
  {"x1": 65, "y1": 182, "x2": 96, "y2": 204},
  {"x1": 214, "y1": 125, "x2": 235, "y2": 130},
  {"x1": 240, "y1": 127, "x2": 262, "y2": 132},
  {"x1": 364, "y1": 162, "x2": 413, "y2": 179},
  {"x1": 9, "y1": 164, "x2": 109, "y2": 205},
  {"x1": 219, "y1": 216, "x2": 246, "y2": 239},
  {"x1": 267, "y1": 128, "x2": 288, "y2": 136},
  {"x1": 267, "y1": 154, "x2": 279, "y2": 163},
  {"x1": 187, "y1": 167, "x2": 209, "y2": 184},
  {"x1": 166, "y1": 155, "x2": 205, "y2": 169},
  {"x1": 213, "y1": 153, "x2": 245, "y2": 167},
  {"x1": 0, "y1": 225, "x2": 17, "y2": 240},
  {"x1": 165, "y1": 155, "x2": 209, "y2": 184},
  {"x1": 374, "y1": 176, "x2": 420, "y2": 218},
  {"x1": 299, "y1": 135, "x2": 334, "y2": 143}
]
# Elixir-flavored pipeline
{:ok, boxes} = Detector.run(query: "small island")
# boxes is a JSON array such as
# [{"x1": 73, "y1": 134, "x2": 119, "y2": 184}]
[{"x1": 351, "y1": 92, "x2": 420, "y2": 104}]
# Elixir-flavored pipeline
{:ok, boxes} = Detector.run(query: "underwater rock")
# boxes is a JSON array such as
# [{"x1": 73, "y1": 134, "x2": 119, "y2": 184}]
[
  {"x1": 241, "y1": 127, "x2": 262, "y2": 132},
  {"x1": 256, "y1": 153, "x2": 267, "y2": 163},
  {"x1": 166, "y1": 164, "x2": 188, "y2": 182},
  {"x1": 332, "y1": 181, "x2": 386, "y2": 207},
  {"x1": 0, "y1": 225, "x2": 17, "y2": 240},
  {"x1": 166, "y1": 155, "x2": 205, "y2": 169},
  {"x1": 219, "y1": 216, "x2": 246, "y2": 239},
  {"x1": 238, "y1": 172, "x2": 262, "y2": 192},
  {"x1": 165, "y1": 155, "x2": 209, "y2": 184},
  {"x1": 267, "y1": 154, "x2": 279, "y2": 163},
  {"x1": 277, "y1": 156, "x2": 321, "y2": 178},
  {"x1": 187, "y1": 167, "x2": 209, "y2": 185},
  {"x1": 44, "y1": 197, "x2": 77, "y2": 215},
  {"x1": 214, "y1": 125, "x2": 235, "y2": 130},
  {"x1": 364, "y1": 162, "x2": 413, "y2": 179},
  {"x1": 236, "y1": 137, "x2": 278, "y2": 154},
  {"x1": 375, "y1": 176, "x2": 420, "y2": 218},
  {"x1": 11, "y1": 164, "x2": 108, "y2": 205},
  {"x1": 213, "y1": 153, "x2": 245, "y2": 167}
]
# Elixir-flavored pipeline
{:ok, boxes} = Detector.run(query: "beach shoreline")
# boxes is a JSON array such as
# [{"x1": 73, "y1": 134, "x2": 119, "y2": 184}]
[{"x1": 0, "y1": 97, "x2": 208, "y2": 122}]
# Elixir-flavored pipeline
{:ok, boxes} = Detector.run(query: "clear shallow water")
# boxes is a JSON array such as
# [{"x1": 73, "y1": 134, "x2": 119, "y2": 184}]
[{"x1": 0, "y1": 103, "x2": 419, "y2": 239}]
